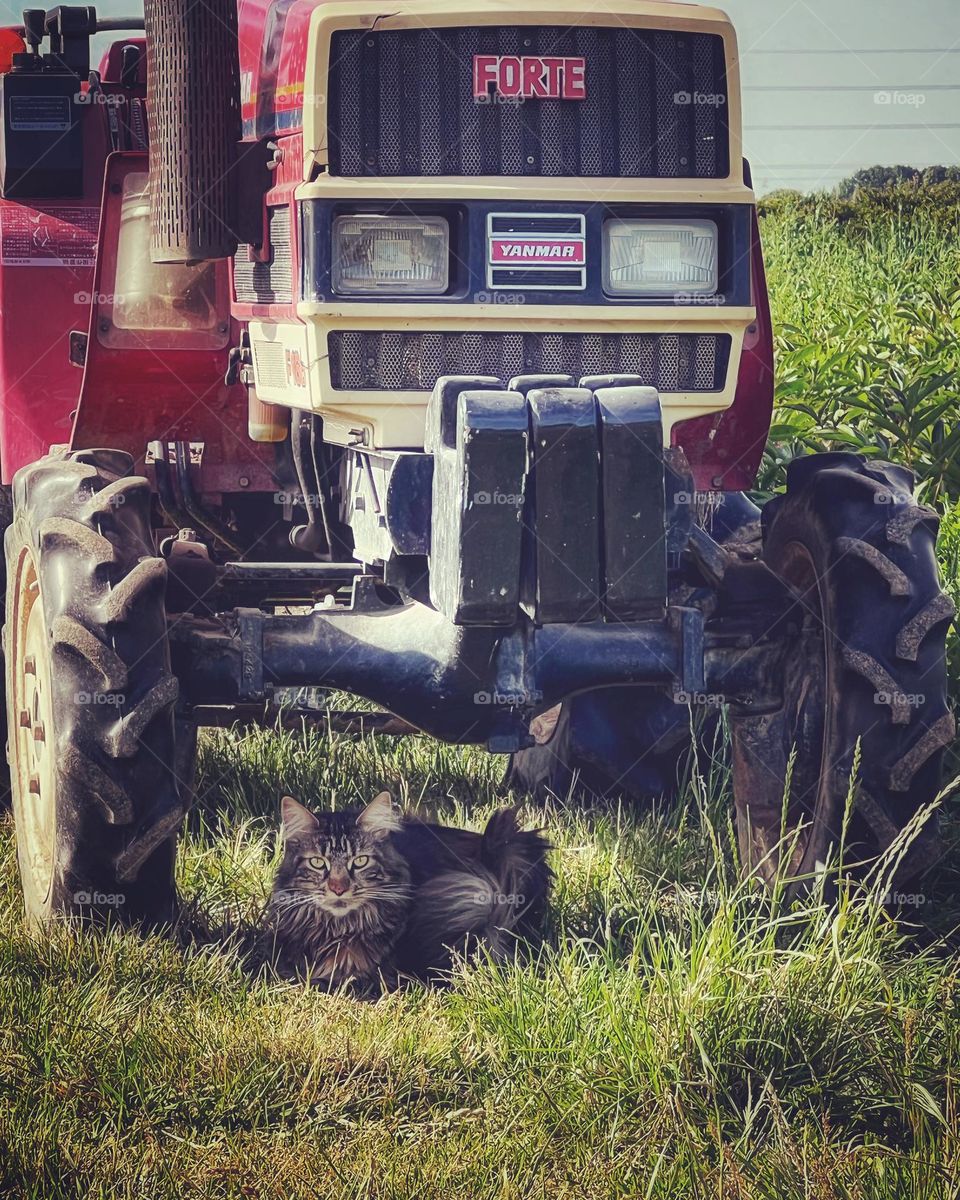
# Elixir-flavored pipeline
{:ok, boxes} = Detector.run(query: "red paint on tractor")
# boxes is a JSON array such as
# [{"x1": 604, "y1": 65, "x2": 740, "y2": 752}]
[
  {"x1": 0, "y1": 205, "x2": 98, "y2": 266},
  {"x1": 238, "y1": 0, "x2": 313, "y2": 138},
  {"x1": 672, "y1": 207, "x2": 775, "y2": 492},
  {"x1": 70, "y1": 154, "x2": 275, "y2": 494},
  {"x1": 0, "y1": 24, "x2": 272, "y2": 490},
  {"x1": 0, "y1": 68, "x2": 115, "y2": 482},
  {"x1": 0, "y1": 4, "x2": 770, "y2": 497}
]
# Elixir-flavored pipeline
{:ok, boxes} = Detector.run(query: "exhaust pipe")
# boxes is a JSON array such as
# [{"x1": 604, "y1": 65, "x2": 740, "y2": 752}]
[{"x1": 144, "y1": 0, "x2": 241, "y2": 264}]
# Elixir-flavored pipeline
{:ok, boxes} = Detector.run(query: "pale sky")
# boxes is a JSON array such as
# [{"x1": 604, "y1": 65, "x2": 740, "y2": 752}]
[
  {"x1": 719, "y1": 0, "x2": 960, "y2": 193},
  {"x1": 6, "y1": 0, "x2": 956, "y2": 195}
]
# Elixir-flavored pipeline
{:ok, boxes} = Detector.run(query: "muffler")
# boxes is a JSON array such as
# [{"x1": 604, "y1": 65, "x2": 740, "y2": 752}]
[{"x1": 144, "y1": 0, "x2": 241, "y2": 263}]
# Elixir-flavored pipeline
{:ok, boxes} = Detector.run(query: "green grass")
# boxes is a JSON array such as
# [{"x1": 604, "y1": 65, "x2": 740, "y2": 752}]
[
  {"x1": 1, "y1": 722, "x2": 960, "y2": 1198},
  {"x1": 2, "y1": 204, "x2": 960, "y2": 1197}
]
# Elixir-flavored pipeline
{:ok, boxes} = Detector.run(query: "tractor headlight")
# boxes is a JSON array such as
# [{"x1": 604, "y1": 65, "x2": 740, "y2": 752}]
[
  {"x1": 332, "y1": 215, "x2": 449, "y2": 295},
  {"x1": 603, "y1": 219, "x2": 719, "y2": 297}
]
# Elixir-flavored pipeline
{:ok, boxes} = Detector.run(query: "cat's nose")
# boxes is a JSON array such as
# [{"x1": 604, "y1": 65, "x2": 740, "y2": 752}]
[{"x1": 327, "y1": 874, "x2": 349, "y2": 896}]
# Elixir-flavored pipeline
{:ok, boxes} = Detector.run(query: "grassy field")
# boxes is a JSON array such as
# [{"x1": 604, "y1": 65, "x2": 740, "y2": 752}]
[
  {"x1": 2, "y1": 725, "x2": 960, "y2": 1198},
  {"x1": 1, "y1": 202, "x2": 960, "y2": 1198}
]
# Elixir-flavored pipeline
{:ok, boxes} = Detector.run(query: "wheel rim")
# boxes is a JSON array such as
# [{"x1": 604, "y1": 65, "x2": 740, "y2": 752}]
[
  {"x1": 10, "y1": 546, "x2": 57, "y2": 910},
  {"x1": 529, "y1": 703, "x2": 563, "y2": 746}
]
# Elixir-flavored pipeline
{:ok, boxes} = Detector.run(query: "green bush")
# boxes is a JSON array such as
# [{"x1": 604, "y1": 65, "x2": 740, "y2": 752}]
[{"x1": 759, "y1": 199, "x2": 960, "y2": 504}]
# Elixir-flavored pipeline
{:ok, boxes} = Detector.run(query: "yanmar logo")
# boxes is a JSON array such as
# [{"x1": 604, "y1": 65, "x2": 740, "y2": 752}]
[
  {"x1": 473, "y1": 55, "x2": 586, "y2": 101},
  {"x1": 486, "y1": 213, "x2": 587, "y2": 291},
  {"x1": 490, "y1": 239, "x2": 586, "y2": 264}
]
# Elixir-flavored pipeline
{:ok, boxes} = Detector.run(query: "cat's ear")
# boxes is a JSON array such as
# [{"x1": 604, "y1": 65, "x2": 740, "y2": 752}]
[
  {"x1": 280, "y1": 795, "x2": 319, "y2": 839},
  {"x1": 357, "y1": 791, "x2": 400, "y2": 837}
]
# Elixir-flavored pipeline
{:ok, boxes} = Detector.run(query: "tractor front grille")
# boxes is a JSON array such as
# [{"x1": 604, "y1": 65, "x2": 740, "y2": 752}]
[
  {"x1": 233, "y1": 206, "x2": 292, "y2": 305},
  {"x1": 328, "y1": 331, "x2": 731, "y2": 392},
  {"x1": 327, "y1": 26, "x2": 729, "y2": 179},
  {"x1": 251, "y1": 339, "x2": 288, "y2": 389}
]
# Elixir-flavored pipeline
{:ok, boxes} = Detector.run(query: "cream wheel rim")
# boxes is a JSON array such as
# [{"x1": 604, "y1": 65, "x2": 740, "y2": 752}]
[{"x1": 11, "y1": 548, "x2": 57, "y2": 908}]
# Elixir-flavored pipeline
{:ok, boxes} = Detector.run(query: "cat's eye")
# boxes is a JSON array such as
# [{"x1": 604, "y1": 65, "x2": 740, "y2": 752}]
[
  {"x1": 350, "y1": 855, "x2": 369, "y2": 869},
  {"x1": 307, "y1": 856, "x2": 329, "y2": 871}
]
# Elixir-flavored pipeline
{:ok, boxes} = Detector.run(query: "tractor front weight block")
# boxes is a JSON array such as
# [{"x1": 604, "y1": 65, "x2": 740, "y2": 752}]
[{"x1": 425, "y1": 376, "x2": 668, "y2": 626}]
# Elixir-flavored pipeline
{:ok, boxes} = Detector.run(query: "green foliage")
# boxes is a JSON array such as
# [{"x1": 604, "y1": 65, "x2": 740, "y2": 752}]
[
  {"x1": 759, "y1": 198, "x2": 960, "y2": 504},
  {"x1": 836, "y1": 164, "x2": 960, "y2": 199},
  {"x1": 758, "y1": 182, "x2": 960, "y2": 236}
]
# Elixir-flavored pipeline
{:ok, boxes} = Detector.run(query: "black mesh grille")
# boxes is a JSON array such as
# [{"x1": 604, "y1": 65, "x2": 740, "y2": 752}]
[
  {"x1": 328, "y1": 331, "x2": 730, "y2": 392},
  {"x1": 489, "y1": 268, "x2": 584, "y2": 288},
  {"x1": 327, "y1": 26, "x2": 729, "y2": 179}
]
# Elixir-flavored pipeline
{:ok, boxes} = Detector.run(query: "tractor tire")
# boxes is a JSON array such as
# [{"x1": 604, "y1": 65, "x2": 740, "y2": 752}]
[
  {"x1": 731, "y1": 452, "x2": 955, "y2": 889},
  {"x1": 504, "y1": 688, "x2": 702, "y2": 803},
  {"x1": 5, "y1": 448, "x2": 184, "y2": 925}
]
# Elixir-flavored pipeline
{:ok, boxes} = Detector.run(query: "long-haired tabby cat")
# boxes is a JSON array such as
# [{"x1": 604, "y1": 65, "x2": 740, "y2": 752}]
[{"x1": 260, "y1": 792, "x2": 550, "y2": 992}]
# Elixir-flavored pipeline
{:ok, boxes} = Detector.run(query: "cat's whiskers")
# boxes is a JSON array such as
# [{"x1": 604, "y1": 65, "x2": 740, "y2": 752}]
[
  {"x1": 269, "y1": 891, "x2": 321, "y2": 912},
  {"x1": 262, "y1": 793, "x2": 549, "y2": 991}
]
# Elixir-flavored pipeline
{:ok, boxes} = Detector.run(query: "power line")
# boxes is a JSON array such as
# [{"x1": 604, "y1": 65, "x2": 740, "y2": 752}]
[
  {"x1": 745, "y1": 84, "x2": 960, "y2": 91},
  {"x1": 751, "y1": 123, "x2": 960, "y2": 130},
  {"x1": 754, "y1": 163, "x2": 931, "y2": 168},
  {"x1": 750, "y1": 48, "x2": 960, "y2": 54}
]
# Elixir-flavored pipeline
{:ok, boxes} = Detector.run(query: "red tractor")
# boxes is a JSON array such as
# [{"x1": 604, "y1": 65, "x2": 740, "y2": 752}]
[{"x1": 0, "y1": 0, "x2": 952, "y2": 924}]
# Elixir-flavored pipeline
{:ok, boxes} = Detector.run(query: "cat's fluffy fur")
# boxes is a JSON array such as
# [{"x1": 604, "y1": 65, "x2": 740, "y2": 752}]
[
  {"x1": 260, "y1": 793, "x2": 551, "y2": 991},
  {"x1": 259, "y1": 793, "x2": 411, "y2": 991},
  {"x1": 392, "y1": 806, "x2": 551, "y2": 979}
]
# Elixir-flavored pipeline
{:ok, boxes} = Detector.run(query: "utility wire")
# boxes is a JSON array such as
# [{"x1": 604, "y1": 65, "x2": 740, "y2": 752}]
[
  {"x1": 751, "y1": 123, "x2": 960, "y2": 130},
  {"x1": 750, "y1": 47, "x2": 960, "y2": 54},
  {"x1": 745, "y1": 84, "x2": 960, "y2": 91},
  {"x1": 755, "y1": 163, "x2": 938, "y2": 168}
]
